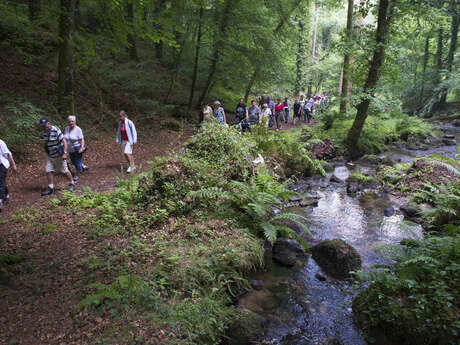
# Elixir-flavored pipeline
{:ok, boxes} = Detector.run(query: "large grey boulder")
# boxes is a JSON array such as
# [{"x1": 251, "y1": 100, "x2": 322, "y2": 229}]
[{"x1": 311, "y1": 239, "x2": 361, "y2": 279}]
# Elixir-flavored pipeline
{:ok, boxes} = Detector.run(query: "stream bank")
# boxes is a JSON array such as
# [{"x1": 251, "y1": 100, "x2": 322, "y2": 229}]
[{"x1": 237, "y1": 125, "x2": 458, "y2": 345}]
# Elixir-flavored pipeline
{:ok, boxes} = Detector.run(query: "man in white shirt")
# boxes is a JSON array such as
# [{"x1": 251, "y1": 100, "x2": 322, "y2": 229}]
[{"x1": 0, "y1": 139, "x2": 17, "y2": 211}]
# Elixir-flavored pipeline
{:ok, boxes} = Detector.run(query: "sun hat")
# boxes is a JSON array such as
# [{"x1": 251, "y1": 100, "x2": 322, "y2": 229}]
[{"x1": 39, "y1": 117, "x2": 49, "y2": 126}]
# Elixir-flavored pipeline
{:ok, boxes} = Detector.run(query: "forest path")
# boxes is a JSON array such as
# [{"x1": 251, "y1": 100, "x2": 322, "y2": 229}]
[
  {"x1": 0, "y1": 119, "x2": 317, "y2": 345},
  {"x1": 1, "y1": 127, "x2": 196, "y2": 217}
]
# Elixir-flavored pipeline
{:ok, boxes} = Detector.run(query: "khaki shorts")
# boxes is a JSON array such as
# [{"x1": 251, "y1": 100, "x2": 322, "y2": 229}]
[{"x1": 45, "y1": 156, "x2": 69, "y2": 174}]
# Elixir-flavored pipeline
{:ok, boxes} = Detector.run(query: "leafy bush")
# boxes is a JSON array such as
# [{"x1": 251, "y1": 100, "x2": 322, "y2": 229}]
[
  {"x1": 0, "y1": 102, "x2": 43, "y2": 148},
  {"x1": 414, "y1": 181, "x2": 460, "y2": 232},
  {"x1": 219, "y1": 170, "x2": 310, "y2": 247},
  {"x1": 353, "y1": 234, "x2": 460, "y2": 345}
]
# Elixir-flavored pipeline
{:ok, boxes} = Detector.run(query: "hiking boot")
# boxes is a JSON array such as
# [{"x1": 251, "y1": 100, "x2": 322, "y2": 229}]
[
  {"x1": 82, "y1": 165, "x2": 89, "y2": 172},
  {"x1": 41, "y1": 187, "x2": 54, "y2": 196},
  {"x1": 0, "y1": 199, "x2": 3, "y2": 212},
  {"x1": 73, "y1": 175, "x2": 80, "y2": 182},
  {"x1": 4, "y1": 194, "x2": 10, "y2": 204},
  {"x1": 68, "y1": 183, "x2": 76, "y2": 191}
]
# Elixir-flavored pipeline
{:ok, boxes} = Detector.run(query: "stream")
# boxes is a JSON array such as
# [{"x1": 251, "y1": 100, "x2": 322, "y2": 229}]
[{"x1": 238, "y1": 124, "x2": 458, "y2": 345}]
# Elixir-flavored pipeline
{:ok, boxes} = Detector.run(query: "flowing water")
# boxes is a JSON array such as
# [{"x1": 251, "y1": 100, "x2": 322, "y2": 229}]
[
  {"x1": 239, "y1": 167, "x2": 424, "y2": 345},
  {"x1": 238, "y1": 123, "x2": 457, "y2": 345}
]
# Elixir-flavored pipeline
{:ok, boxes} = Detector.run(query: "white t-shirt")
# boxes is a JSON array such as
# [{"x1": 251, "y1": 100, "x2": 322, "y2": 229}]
[
  {"x1": 0, "y1": 139, "x2": 12, "y2": 169},
  {"x1": 64, "y1": 126, "x2": 84, "y2": 153}
]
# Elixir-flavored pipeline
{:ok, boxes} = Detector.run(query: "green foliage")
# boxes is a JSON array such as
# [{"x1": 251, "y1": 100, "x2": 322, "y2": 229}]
[
  {"x1": 253, "y1": 126, "x2": 326, "y2": 177},
  {"x1": 161, "y1": 119, "x2": 183, "y2": 132},
  {"x1": 353, "y1": 234, "x2": 460, "y2": 345},
  {"x1": 347, "y1": 172, "x2": 375, "y2": 185},
  {"x1": 414, "y1": 181, "x2": 460, "y2": 231},
  {"x1": 0, "y1": 102, "x2": 43, "y2": 148},
  {"x1": 219, "y1": 170, "x2": 310, "y2": 248}
]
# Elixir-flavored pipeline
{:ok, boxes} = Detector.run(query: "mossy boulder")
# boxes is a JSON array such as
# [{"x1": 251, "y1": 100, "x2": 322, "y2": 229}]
[
  {"x1": 321, "y1": 162, "x2": 334, "y2": 173},
  {"x1": 311, "y1": 239, "x2": 361, "y2": 279},
  {"x1": 360, "y1": 154, "x2": 379, "y2": 165},
  {"x1": 226, "y1": 309, "x2": 264, "y2": 345}
]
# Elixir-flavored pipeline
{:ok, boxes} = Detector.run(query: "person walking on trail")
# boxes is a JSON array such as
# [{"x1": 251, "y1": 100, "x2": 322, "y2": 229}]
[
  {"x1": 213, "y1": 101, "x2": 227, "y2": 124},
  {"x1": 64, "y1": 116, "x2": 86, "y2": 182},
  {"x1": 267, "y1": 97, "x2": 275, "y2": 128},
  {"x1": 274, "y1": 99, "x2": 285, "y2": 131},
  {"x1": 248, "y1": 100, "x2": 261, "y2": 129},
  {"x1": 116, "y1": 110, "x2": 137, "y2": 173},
  {"x1": 304, "y1": 95, "x2": 314, "y2": 123},
  {"x1": 283, "y1": 97, "x2": 291, "y2": 123},
  {"x1": 40, "y1": 117, "x2": 75, "y2": 196},
  {"x1": 235, "y1": 98, "x2": 250, "y2": 133},
  {"x1": 293, "y1": 99, "x2": 302, "y2": 125},
  {"x1": 0, "y1": 139, "x2": 17, "y2": 211},
  {"x1": 200, "y1": 102, "x2": 213, "y2": 123},
  {"x1": 261, "y1": 103, "x2": 271, "y2": 127}
]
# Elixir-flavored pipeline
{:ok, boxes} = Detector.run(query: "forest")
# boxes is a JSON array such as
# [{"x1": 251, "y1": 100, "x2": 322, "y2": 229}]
[{"x1": 0, "y1": 0, "x2": 459, "y2": 344}]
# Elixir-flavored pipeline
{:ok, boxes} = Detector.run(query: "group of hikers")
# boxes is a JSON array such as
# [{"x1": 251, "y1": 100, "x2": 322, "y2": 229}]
[
  {"x1": 201, "y1": 93, "x2": 330, "y2": 132},
  {"x1": 0, "y1": 110, "x2": 137, "y2": 211},
  {"x1": 0, "y1": 93, "x2": 329, "y2": 211}
]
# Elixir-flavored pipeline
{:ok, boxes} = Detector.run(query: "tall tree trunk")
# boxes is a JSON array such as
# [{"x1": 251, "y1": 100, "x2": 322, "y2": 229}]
[
  {"x1": 435, "y1": 27, "x2": 444, "y2": 86},
  {"x1": 197, "y1": 0, "x2": 233, "y2": 105},
  {"x1": 419, "y1": 33, "x2": 430, "y2": 104},
  {"x1": 294, "y1": 19, "x2": 305, "y2": 96},
  {"x1": 28, "y1": 0, "x2": 40, "y2": 21},
  {"x1": 154, "y1": 0, "x2": 165, "y2": 60},
  {"x1": 439, "y1": 4, "x2": 459, "y2": 106},
  {"x1": 58, "y1": 0, "x2": 76, "y2": 115},
  {"x1": 345, "y1": 0, "x2": 395, "y2": 156},
  {"x1": 308, "y1": 0, "x2": 319, "y2": 96},
  {"x1": 164, "y1": 25, "x2": 190, "y2": 104},
  {"x1": 126, "y1": 1, "x2": 138, "y2": 60},
  {"x1": 339, "y1": 0, "x2": 354, "y2": 117},
  {"x1": 245, "y1": 0, "x2": 304, "y2": 99},
  {"x1": 187, "y1": 6, "x2": 203, "y2": 115},
  {"x1": 244, "y1": 71, "x2": 257, "y2": 104}
]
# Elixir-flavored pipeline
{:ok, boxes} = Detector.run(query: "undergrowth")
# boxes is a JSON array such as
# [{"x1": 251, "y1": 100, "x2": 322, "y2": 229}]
[{"x1": 57, "y1": 122, "x2": 323, "y2": 344}]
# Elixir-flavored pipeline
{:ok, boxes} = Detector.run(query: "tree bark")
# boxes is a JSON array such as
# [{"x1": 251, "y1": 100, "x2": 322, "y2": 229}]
[
  {"x1": 126, "y1": 1, "x2": 138, "y2": 60},
  {"x1": 308, "y1": 0, "x2": 319, "y2": 96},
  {"x1": 58, "y1": 0, "x2": 76, "y2": 115},
  {"x1": 244, "y1": 0, "x2": 304, "y2": 100},
  {"x1": 187, "y1": 6, "x2": 203, "y2": 115},
  {"x1": 419, "y1": 33, "x2": 430, "y2": 104},
  {"x1": 439, "y1": 3, "x2": 459, "y2": 106},
  {"x1": 28, "y1": 0, "x2": 40, "y2": 21},
  {"x1": 435, "y1": 27, "x2": 444, "y2": 86},
  {"x1": 244, "y1": 70, "x2": 257, "y2": 104},
  {"x1": 294, "y1": 20, "x2": 305, "y2": 96},
  {"x1": 345, "y1": 0, "x2": 396, "y2": 156},
  {"x1": 340, "y1": 0, "x2": 354, "y2": 117},
  {"x1": 197, "y1": 0, "x2": 233, "y2": 105},
  {"x1": 154, "y1": 0, "x2": 165, "y2": 60}
]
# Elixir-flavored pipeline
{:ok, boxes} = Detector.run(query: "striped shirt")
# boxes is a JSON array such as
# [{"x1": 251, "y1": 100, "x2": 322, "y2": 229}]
[{"x1": 43, "y1": 125, "x2": 64, "y2": 158}]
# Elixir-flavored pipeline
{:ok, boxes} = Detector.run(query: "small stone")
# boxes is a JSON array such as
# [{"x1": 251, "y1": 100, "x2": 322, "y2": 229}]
[
  {"x1": 289, "y1": 195, "x2": 302, "y2": 202},
  {"x1": 384, "y1": 207, "x2": 395, "y2": 217},
  {"x1": 249, "y1": 280, "x2": 264, "y2": 290},
  {"x1": 442, "y1": 138, "x2": 457, "y2": 146},
  {"x1": 273, "y1": 238, "x2": 308, "y2": 267},
  {"x1": 272, "y1": 208, "x2": 282, "y2": 215},
  {"x1": 443, "y1": 134, "x2": 455, "y2": 139},
  {"x1": 299, "y1": 200, "x2": 308, "y2": 207},
  {"x1": 315, "y1": 273, "x2": 326, "y2": 281},
  {"x1": 330, "y1": 174, "x2": 343, "y2": 183},
  {"x1": 400, "y1": 205, "x2": 421, "y2": 218}
]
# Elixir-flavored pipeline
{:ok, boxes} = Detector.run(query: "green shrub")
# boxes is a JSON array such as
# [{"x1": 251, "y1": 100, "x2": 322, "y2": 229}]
[
  {"x1": 353, "y1": 235, "x2": 460, "y2": 345},
  {"x1": 347, "y1": 172, "x2": 375, "y2": 185},
  {"x1": 160, "y1": 119, "x2": 183, "y2": 131},
  {"x1": 0, "y1": 102, "x2": 43, "y2": 148}
]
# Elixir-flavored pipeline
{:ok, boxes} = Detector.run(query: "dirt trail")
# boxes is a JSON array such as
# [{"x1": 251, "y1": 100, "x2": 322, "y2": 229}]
[{"x1": 0, "y1": 120, "x2": 315, "y2": 345}]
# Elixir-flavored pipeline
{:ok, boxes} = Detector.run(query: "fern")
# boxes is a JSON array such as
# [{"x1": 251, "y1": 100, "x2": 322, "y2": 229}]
[{"x1": 218, "y1": 171, "x2": 311, "y2": 249}]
